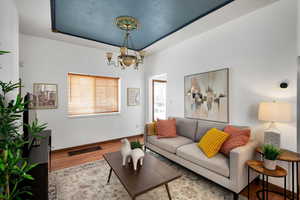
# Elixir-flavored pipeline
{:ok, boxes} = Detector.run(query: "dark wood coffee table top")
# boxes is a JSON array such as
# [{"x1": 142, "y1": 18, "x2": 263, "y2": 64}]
[{"x1": 103, "y1": 151, "x2": 182, "y2": 198}]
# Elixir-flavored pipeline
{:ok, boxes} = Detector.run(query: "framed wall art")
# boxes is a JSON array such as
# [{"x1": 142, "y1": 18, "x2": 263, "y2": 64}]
[
  {"x1": 184, "y1": 68, "x2": 229, "y2": 123},
  {"x1": 33, "y1": 83, "x2": 58, "y2": 109},
  {"x1": 127, "y1": 88, "x2": 140, "y2": 106}
]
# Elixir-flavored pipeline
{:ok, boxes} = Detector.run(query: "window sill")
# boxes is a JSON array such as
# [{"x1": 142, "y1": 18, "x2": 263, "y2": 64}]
[{"x1": 68, "y1": 112, "x2": 120, "y2": 119}]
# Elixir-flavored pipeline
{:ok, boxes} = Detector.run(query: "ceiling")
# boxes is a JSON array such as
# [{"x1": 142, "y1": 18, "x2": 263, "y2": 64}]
[
  {"x1": 16, "y1": 0, "x2": 277, "y2": 54},
  {"x1": 51, "y1": 0, "x2": 233, "y2": 51}
]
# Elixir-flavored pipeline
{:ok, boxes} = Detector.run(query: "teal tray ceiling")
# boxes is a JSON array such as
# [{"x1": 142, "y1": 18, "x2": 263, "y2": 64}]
[{"x1": 51, "y1": 0, "x2": 233, "y2": 51}]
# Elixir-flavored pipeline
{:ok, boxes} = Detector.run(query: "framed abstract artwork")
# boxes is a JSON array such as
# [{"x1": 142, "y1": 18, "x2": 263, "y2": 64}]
[
  {"x1": 127, "y1": 88, "x2": 140, "y2": 106},
  {"x1": 184, "y1": 68, "x2": 229, "y2": 123},
  {"x1": 33, "y1": 83, "x2": 58, "y2": 109}
]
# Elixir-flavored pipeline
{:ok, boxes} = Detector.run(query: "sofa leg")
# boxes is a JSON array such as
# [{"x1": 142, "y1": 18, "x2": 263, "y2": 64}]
[
  {"x1": 233, "y1": 192, "x2": 239, "y2": 200},
  {"x1": 144, "y1": 146, "x2": 147, "y2": 152}
]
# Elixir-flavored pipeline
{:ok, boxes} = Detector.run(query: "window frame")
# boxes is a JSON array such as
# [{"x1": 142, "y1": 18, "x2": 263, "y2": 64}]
[{"x1": 67, "y1": 73, "x2": 121, "y2": 117}]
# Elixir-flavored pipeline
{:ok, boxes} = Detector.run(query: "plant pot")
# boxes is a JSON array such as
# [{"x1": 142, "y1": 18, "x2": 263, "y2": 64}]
[{"x1": 264, "y1": 159, "x2": 277, "y2": 170}]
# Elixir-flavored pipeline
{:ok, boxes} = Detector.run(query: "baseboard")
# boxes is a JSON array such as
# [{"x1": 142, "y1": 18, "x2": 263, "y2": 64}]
[{"x1": 52, "y1": 133, "x2": 143, "y2": 153}]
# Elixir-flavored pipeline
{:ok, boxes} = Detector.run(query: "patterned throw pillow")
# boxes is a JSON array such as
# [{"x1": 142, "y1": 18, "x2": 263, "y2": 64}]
[
  {"x1": 157, "y1": 119, "x2": 177, "y2": 139},
  {"x1": 198, "y1": 128, "x2": 229, "y2": 158},
  {"x1": 220, "y1": 125, "x2": 250, "y2": 156},
  {"x1": 147, "y1": 121, "x2": 157, "y2": 136}
]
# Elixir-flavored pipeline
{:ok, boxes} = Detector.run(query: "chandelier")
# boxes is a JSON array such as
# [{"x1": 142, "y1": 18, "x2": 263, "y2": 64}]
[{"x1": 105, "y1": 16, "x2": 145, "y2": 70}]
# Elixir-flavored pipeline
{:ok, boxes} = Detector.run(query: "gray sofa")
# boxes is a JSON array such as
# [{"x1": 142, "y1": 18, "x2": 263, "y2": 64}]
[{"x1": 144, "y1": 117, "x2": 258, "y2": 199}]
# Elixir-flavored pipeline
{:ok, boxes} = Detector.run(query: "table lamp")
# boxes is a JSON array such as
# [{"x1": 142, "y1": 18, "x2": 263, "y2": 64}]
[{"x1": 258, "y1": 101, "x2": 291, "y2": 148}]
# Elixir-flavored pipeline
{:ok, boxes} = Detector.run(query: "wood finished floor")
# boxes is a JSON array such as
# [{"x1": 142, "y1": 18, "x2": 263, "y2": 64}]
[
  {"x1": 51, "y1": 135, "x2": 143, "y2": 171},
  {"x1": 51, "y1": 136, "x2": 296, "y2": 200}
]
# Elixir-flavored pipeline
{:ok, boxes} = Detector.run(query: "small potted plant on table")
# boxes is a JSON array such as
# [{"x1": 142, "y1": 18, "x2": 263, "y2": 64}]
[
  {"x1": 130, "y1": 140, "x2": 143, "y2": 150},
  {"x1": 262, "y1": 144, "x2": 281, "y2": 170}
]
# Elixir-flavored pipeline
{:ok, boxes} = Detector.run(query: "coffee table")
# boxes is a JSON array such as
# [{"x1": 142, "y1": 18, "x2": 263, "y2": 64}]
[{"x1": 103, "y1": 151, "x2": 182, "y2": 200}]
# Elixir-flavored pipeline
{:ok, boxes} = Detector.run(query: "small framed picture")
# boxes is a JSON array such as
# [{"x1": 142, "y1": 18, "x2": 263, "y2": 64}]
[
  {"x1": 33, "y1": 83, "x2": 58, "y2": 109},
  {"x1": 127, "y1": 88, "x2": 140, "y2": 106}
]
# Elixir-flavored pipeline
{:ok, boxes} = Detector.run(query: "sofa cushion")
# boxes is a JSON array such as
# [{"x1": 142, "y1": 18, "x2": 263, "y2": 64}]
[
  {"x1": 147, "y1": 136, "x2": 193, "y2": 154},
  {"x1": 220, "y1": 125, "x2": 251, "y2": 156},
  {"x1": 172, "y1": 117, "x2": 198, "y2": 140},
  {"x1": 157, "y1": 119, "x2": 177, "y2": 138},
  {"x1": 198, "y1": 128, "x2": 229, "y2": 158},
  {"x1": 176, "y1": 143, "x2": 230, "y2": 177},
  {"x1": 195, "y1": 120, "x2": 227, "y2": 142},
  {"x1": 146, "y1": 121, "x2": 157, "y2": 136}
]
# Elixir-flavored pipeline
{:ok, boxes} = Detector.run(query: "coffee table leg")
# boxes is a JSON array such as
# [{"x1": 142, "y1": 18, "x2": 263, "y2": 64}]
[
  {"x1": 297, "y1": 162, "x2": 299, "y2": 200},
  {"x1": 165, "y1": 184, "x2": 172, "y2": 200},
  {"x1": 266, "y1": 176, "x2": 269, "y2": 200},
  {"x1": 107, "y1": 168, "x2": 112, "y2": 184},
  {"x1": 293, "y1": 162, "x2": 295, "y2": 200},
  {"x1": 248, "y1": 166, "x2": 250, "y2": 199},
  {"x1": 262, "y1": 174, "x2": 265, "y2": 200},
  {"x1": 285, "y1": 176, "x2": 287, "y2": 200}
]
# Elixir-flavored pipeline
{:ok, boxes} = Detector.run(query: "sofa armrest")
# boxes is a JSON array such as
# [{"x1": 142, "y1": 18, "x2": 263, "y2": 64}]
[{"x1": 229, "y1": 140, "x2": 259, "y2": 193}]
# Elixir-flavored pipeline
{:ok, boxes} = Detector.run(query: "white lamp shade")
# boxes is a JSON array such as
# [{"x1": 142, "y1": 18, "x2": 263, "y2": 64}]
[{"x1": 258, "y1": 102, "x2": 292, "y2": 122}]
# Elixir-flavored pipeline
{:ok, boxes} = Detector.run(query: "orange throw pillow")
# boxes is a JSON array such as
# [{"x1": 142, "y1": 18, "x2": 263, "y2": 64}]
[
  {"x1": 220, "y1": 125, "x2": 250, "y2": 156},
  {"x1": 157, "y1": 119, "x2": 177, "y2": 139}
]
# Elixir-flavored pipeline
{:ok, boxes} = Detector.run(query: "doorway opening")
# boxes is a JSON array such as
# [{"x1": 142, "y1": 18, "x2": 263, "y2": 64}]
[{"x1": 152, "y1": 79, "x2": 167, "y2": 121}]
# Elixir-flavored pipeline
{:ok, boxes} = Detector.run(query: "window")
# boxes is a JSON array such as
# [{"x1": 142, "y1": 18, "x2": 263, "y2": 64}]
[
  {"x1": 68, "y1": 73, "x2": 119, "y2": 116},
  {"x1": 152, "y1": 80, "x2": 167, "y2": 121}
]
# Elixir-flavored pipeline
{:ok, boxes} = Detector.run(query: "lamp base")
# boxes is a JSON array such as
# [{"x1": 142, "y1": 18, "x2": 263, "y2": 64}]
[{"x1": 264, "y1": 131, "x2": 280, "y2": 148}]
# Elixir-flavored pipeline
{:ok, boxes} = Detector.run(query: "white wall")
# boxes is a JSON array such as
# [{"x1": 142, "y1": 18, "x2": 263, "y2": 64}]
[
  {"x1": 20, "y1": 34, "x2": 145, "y2": 150},
  {"x1": 0, "y1": 0, "x2": 19, "y2": 83},
  {"x1": 298, "y1": 0, "x2": 300, "y2": 55},
  {"x1": 145, "y1": 0, "x2": 297, "y2": 188}
]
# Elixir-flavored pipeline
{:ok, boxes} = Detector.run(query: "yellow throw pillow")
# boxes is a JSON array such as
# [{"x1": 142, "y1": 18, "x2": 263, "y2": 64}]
[
  {"x1": 198, "y1": 128, "x2": 229, "y2": 158},
  {"x1": 147, "y1": 121, "x2": 157, "y2": 136}
]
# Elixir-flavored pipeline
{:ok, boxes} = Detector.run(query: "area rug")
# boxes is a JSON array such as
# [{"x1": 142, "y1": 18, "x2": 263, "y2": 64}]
[{"x1": 49, "y1": 153, "x2": 246, "y2": 200}]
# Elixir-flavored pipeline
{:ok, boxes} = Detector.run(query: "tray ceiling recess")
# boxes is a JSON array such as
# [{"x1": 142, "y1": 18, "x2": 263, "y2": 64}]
[{"x1": 50, "y1": 0, "x2": 234, "y2": 51}]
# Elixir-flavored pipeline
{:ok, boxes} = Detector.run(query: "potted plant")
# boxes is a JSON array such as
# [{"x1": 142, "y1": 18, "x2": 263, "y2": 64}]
[
  {"x1": 130, "y1": 140, "x2": 143, "y2": 150},
  {"x1": 0, "y1": 81, "x2": 47, "y2": 200},
  {"x1": 262, "y1": 144, "x2": 281, "y2": 170}
]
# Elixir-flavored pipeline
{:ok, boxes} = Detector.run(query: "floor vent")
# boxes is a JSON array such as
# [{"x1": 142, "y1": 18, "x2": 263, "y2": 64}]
[{"x1": 68, "y1": 146, "x2": 102, "y2": 156}]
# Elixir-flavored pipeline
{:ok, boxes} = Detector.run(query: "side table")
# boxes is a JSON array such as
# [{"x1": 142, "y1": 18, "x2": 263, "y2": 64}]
[
  {"x1": 246, "y1": 160, "x2": 287, "y2": 200},
  {"x1": 256, "y1": 147, "x2": 300, "y2": 200}
]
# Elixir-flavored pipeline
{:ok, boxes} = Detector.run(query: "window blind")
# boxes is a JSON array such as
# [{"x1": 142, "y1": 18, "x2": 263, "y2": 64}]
[{"x1": 68, "y1": 73, "x2": 119, "y2": 115}]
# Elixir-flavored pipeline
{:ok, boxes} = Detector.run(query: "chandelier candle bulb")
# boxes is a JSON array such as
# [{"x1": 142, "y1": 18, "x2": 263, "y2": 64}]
[
  {"x1": 106, "y1": 52, "x2": 113, "y2": 61},
  {"x1": 139, "y1": 51, "x2": 146, "y2": 57},
  {"x1": 120, "y1": 47, "x2": 127, "y2": 55}
]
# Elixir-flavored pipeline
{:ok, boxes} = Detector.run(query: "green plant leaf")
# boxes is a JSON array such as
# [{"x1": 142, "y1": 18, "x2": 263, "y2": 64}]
[
  {"x1": 262, "y1": 144, "x2": 281, "y2": 160},
  {"x1": 0, "y1": 51, "x2": 10, "y2": 55},
  {"x1": 130, "y1": 141, "x2": 143, "y2": 149},
  {"x1": 22, "y1": 174, "x2": 34, "y2": 180},
  {"x1": 0, "y1": 81, "x2": 47, "y2": 199}
]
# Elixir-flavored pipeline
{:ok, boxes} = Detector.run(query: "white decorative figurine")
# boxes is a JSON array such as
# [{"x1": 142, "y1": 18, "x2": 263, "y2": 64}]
[
  {"x1": 131, "y1": 148, "x2": 144, "y2": 171},
  {"x1": 120, "y1": 139, "x2": 132, "y2": 166},
  {"x1": 120, "y1": 138, "x2": 145, "y2": 170}
]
